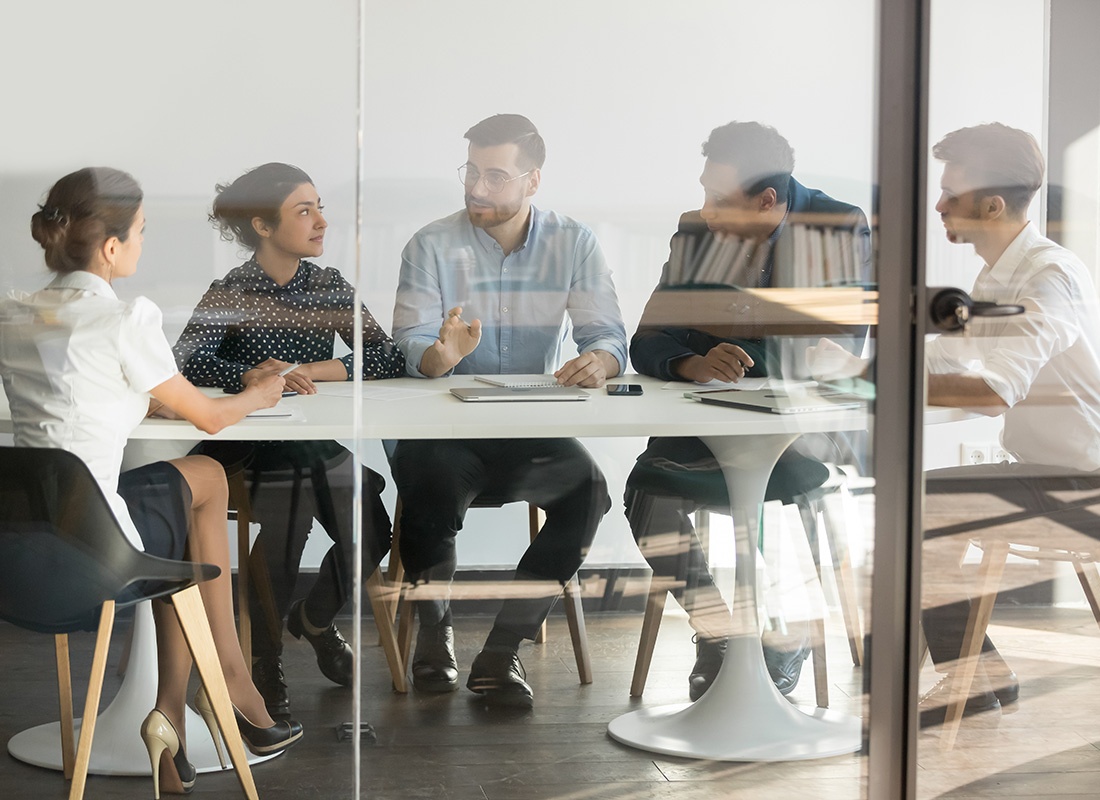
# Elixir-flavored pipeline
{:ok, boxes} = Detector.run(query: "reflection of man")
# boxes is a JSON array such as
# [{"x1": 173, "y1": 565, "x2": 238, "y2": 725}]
[
  {"x1": 922, "y1": 123, "x2": 1100, "y2": 725},
  {"x1": 391, "y1": 114, "x2": 627, "y2": 707},
  {"x1": 627, "y1": 121, "x2": 871, "y2": 701}
]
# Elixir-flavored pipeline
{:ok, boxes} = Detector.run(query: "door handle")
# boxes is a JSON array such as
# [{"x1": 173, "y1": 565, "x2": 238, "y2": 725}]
[{"x1": 927, "y1": 286, "x2": 1025, "y2": 332}]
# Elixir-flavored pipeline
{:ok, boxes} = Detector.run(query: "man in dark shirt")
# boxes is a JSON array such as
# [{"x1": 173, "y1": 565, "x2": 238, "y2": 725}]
[{"x1": 627, "y1": 121, "x2": 871, "y2": 702}]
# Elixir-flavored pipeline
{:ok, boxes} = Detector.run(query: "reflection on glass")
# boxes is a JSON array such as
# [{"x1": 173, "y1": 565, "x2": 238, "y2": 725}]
[
  {"x1": 920, "y1": 117, "x2": 1100, "y2": 800},
  {"x1": 609, "y1": 121, "x2": 872, "y2": 760}
]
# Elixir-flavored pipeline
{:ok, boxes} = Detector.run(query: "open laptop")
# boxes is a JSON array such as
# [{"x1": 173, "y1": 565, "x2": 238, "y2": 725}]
[
  {"x1": 686, "y1": 386, "x2": 865, "y2": 415},
  {"x1": 450, "y1": 386, "x2": 591, "y2": 402}
]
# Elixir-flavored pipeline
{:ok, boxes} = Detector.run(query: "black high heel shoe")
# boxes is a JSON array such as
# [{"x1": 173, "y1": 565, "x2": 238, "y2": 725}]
[
  {"x1": 140, "y1": 710, "x2": 196, "y2": 799},
  {"x1": 193, "y1": 685, "x2": 304, "y2": 758}
]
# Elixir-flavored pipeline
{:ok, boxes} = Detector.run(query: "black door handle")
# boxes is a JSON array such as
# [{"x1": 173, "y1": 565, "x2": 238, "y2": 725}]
[{"x1": 927, "y1": 286, "x2": 1025, "y2": 332}]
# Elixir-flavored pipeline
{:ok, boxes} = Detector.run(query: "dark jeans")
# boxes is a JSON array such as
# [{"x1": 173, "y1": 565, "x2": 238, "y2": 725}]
[
  {"x1": 923, "y1": 462, "x2": 1100, "y2": 669},
  {"x1": 624, "y1": 436, "x2": 828, "y2": 641},
  {"x1": 195, "y1": 440, "x2": 391, "y2": 658},
  {"x1": 389, "y1": 438, "x2": 610, "y2": 641}
]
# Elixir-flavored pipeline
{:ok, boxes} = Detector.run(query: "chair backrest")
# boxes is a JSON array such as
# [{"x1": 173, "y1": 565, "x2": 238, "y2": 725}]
[{"x1": 0, "y1": 446, "x2": 218, "y2": 634}]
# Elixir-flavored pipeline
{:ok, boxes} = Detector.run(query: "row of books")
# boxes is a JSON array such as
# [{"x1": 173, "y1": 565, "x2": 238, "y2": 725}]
[{"x1": 662, "y1": 225, "x2": 867, "y2": 288}]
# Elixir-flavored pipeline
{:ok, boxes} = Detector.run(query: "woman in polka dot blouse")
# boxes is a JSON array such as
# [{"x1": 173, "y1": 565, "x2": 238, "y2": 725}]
[{"x1": 173, "y1": 162, "x2": 404, "y2": 720}]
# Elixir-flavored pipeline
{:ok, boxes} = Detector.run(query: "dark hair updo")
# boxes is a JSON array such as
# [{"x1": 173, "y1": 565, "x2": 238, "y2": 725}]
[
  {"x1": 210, "y1": 163, "x2": 314, "y2": 251},
  {"x1": 30, "y1": 167, "x2": 143, "y2": 274}
]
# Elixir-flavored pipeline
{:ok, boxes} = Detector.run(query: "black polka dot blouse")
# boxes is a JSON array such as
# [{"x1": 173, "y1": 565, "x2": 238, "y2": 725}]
[{"x1": 173, "y1": 258, "x2": 405, "y2": 389}]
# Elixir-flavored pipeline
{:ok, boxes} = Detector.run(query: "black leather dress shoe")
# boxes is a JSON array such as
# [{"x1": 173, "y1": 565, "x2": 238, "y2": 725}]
[
  {"x1": 689, "y1": 635, "x2": 726, "y2": 702},
  {"x1": 918, "y1": 674, "x2": 1001, "y2": 728},
  {"x1": 467, "y1": 648, "x2": 534, "y2": 708},
  {"x1": 412, "y1": 623, "x2": 459, "y2": 692},
  {"x1": 287, "y1": 599, "x2": 353, "y2": 687},
  {"x1": 762, "y1": 626, "x2": 811, "y2": 696},
  {"x1": 251, "y1": 654, "x2": 291, "y2": 720}
]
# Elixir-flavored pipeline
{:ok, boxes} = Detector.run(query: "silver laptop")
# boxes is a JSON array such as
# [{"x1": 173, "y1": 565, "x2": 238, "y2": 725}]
[
  {"x1": 451, "y1": 386, "x2": 591, "y2": 402},
  {"x1": 686, "y1": 388, "x2": 865, "y2": 415}
]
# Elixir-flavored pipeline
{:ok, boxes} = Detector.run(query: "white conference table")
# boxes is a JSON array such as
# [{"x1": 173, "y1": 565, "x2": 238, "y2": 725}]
[{"x1": 3, "y1": 375, "x2": 870, "y2": 768}]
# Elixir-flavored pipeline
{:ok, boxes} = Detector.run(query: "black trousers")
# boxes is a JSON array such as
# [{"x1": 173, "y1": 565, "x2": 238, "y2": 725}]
[
  {"x1": 923, "y1": 462, "x2": 1100, "y2": 669},
  {"x1": 624, "y1": 436, "x2": 828, "y2": 641},
  {"x1": 195, "y1": 440, "x2": 391, "y2": 658},
  {"x1": 388, "y1": 438, "x2": 610, "y2": 641}
]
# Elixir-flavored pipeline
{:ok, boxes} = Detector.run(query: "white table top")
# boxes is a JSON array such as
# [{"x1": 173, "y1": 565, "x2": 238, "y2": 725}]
[{"x1": 0, "y1": 375, "x2": 871, "y2": 442}]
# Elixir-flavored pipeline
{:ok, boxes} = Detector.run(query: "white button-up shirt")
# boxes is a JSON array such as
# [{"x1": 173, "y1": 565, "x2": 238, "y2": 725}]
[
  {"x1": 0, "y1": 271, "x2": 179, "y2": 547},
  {"x1": 927, "y1": 223, "x2": 1100, "y2": 471}
]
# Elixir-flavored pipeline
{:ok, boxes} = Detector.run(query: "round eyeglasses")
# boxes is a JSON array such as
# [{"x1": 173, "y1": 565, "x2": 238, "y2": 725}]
[{"x1": 458, "y1": 164, "x2": 531, "y2": 194}]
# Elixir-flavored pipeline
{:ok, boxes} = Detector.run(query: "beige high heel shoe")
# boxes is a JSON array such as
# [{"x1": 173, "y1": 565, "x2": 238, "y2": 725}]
[
  {"x1": 193, "y1": 684, "x2": 303, "y2": 761},
  {"x1": 190, "y1": 685, "x2": 228, "y2": 769},
  {"x1": 140, "y1": 709, "x2": 196, "y2": 799}
]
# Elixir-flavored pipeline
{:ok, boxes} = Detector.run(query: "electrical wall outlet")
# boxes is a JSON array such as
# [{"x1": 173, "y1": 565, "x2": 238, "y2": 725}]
[
  {"x1": 991, "y1": 446, "x2": 1012, "y2": 463},
  {"x1": 961, "y1": 442, "x2": 992, "y2": 465}
]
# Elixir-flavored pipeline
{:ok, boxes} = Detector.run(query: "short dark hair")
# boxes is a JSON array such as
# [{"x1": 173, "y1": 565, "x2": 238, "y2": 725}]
[
  {"x1": 30, "y1": 167, "x2": 143, "y2": 274},
  {"x1": 210, "y1": 162, "x2": 314, "y2": 250},
  {"x1": 464, "y1": 114, "x2": 546, "y2": 170},
  {"x1": 933, "y1": 123, "x2": 1044, "y2": 215},
  {"x1": 702, "y1": 121, "x2": 795, "y2": 204}
]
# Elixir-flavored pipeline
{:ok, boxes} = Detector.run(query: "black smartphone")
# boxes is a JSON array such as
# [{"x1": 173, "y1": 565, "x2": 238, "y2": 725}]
[{"x1": 606, "y1": 384, "x2": 644, "y2": 396}]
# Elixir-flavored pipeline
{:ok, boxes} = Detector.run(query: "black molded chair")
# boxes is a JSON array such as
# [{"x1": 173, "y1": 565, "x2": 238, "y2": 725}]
[{"x1": 0, "y1": 446, "x2": 259, "y2": 800}]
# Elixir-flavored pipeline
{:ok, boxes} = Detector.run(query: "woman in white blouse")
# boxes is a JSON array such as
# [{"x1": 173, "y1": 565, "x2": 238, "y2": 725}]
[{"x1": 0, "y1": 167, "x2": 303, "y2": 797}]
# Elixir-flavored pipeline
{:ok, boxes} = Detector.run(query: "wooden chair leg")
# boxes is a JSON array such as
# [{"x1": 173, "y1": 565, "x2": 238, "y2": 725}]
[
  {"x1": 54, "y1": 633, "x2": 75, "y2": 781},
  {"x1": 248, "y1": 545, "x2": 282, "y2": 647},
  {"x1": 822, "y1": 488, "x2": 865, "y2": 666},
  {"x1": 396, "y1": 587, "x2": 415, "y2": 672},
  {"x1": 563, "y1": 575, "x2": 592, "y2": 684},
  {"x1": 810, "y1": 617, "x2": 829, "y2": 708},
  {"x1": 366, "y1": 568, "x2": 407, "y2": 693},
  {"x1": 384, "y1": 499, "x2": 405, "y2": 626},
  {"x1": 68, "y1": 601, "x2": 115, "y2": 800},
  {"x1": 1073, "y1": 559, "x2": 1100, "y2": 631},
  {"x1": 631, "y1": 585, "x2": 667, "y2": 697},
  {"x1": 227, "y1": 472, "x2": 253, "y2": 672},
  {"x1": 172, "y1": 585, "x2": 259, "y2": 800},
  {"x1": 529, "y1": 505, "x2": 550, "y2": 644},
  {"x1": 941, "y1": 540, "x2": 1009, "y2": 750}
]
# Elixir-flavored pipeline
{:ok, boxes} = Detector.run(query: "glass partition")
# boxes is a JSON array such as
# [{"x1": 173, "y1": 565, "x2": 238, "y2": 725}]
[
  {"x1": 358, "y1": 1, "x2": 882, "y2": 797},
  {"x1": 0, "y1": 1, "x2": 361, "y2": 796},
  {"x1": 917, "y1": 0, "x2": 1100, "y2": 796}
]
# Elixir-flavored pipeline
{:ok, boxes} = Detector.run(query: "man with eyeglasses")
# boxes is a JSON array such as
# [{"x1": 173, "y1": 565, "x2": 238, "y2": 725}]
[{"x1": 390, "y1": 113, "x2": 627, "y2": 707}]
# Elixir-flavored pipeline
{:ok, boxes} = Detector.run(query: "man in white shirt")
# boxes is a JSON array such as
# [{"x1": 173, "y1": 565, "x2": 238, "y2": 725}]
[{"x1": 922, "y1": 123, "x2": 1100, "y2": 725}]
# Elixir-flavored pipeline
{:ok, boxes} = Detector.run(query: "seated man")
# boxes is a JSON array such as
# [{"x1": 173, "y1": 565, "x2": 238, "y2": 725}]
[
  {"x1": 626, "y1": 121, "x2": 872, "y2": 701},
  {"x1": 921, "y1": 123, "x2": 1100, "y2": 725},
  {"x1": 390, "y1": 114, "x2": 627, "y2": 708}
]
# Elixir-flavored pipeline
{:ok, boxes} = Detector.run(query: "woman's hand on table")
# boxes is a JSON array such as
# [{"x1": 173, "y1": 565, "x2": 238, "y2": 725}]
[{"x1": 242, "y1": 372, "x2": 288, "y2": 408}]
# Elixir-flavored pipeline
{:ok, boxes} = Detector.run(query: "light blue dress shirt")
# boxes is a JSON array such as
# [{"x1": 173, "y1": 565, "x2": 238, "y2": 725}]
[{"x1": 393, "y1": 206, "x2": 627, "y2": 377}]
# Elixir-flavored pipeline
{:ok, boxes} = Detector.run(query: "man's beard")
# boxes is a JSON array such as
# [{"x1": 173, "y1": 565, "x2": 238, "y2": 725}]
[{"x1": 465, "y1": 194, "x2": 520, "y2": 229}]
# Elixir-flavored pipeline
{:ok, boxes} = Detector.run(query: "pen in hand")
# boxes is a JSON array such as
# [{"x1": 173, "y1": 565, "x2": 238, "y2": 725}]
[{"x1": 279, "y1": 362, "x2": 301, "y2": 376}]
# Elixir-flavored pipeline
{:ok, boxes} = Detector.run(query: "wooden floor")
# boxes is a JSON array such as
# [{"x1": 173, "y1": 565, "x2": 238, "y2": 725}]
[{"x1": 1, "y1": 604, "x2": 1099, "y2": 799}]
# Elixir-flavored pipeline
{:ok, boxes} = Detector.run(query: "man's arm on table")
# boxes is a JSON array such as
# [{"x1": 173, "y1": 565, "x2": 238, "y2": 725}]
[{"x1": 560, "y1": 233, "x2": 627, "y2": 388}]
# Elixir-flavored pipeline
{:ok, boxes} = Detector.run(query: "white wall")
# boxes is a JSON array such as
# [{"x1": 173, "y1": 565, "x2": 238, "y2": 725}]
[{"x1": 923, "y1": 0, "x2": 1049, "y2": 465}]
